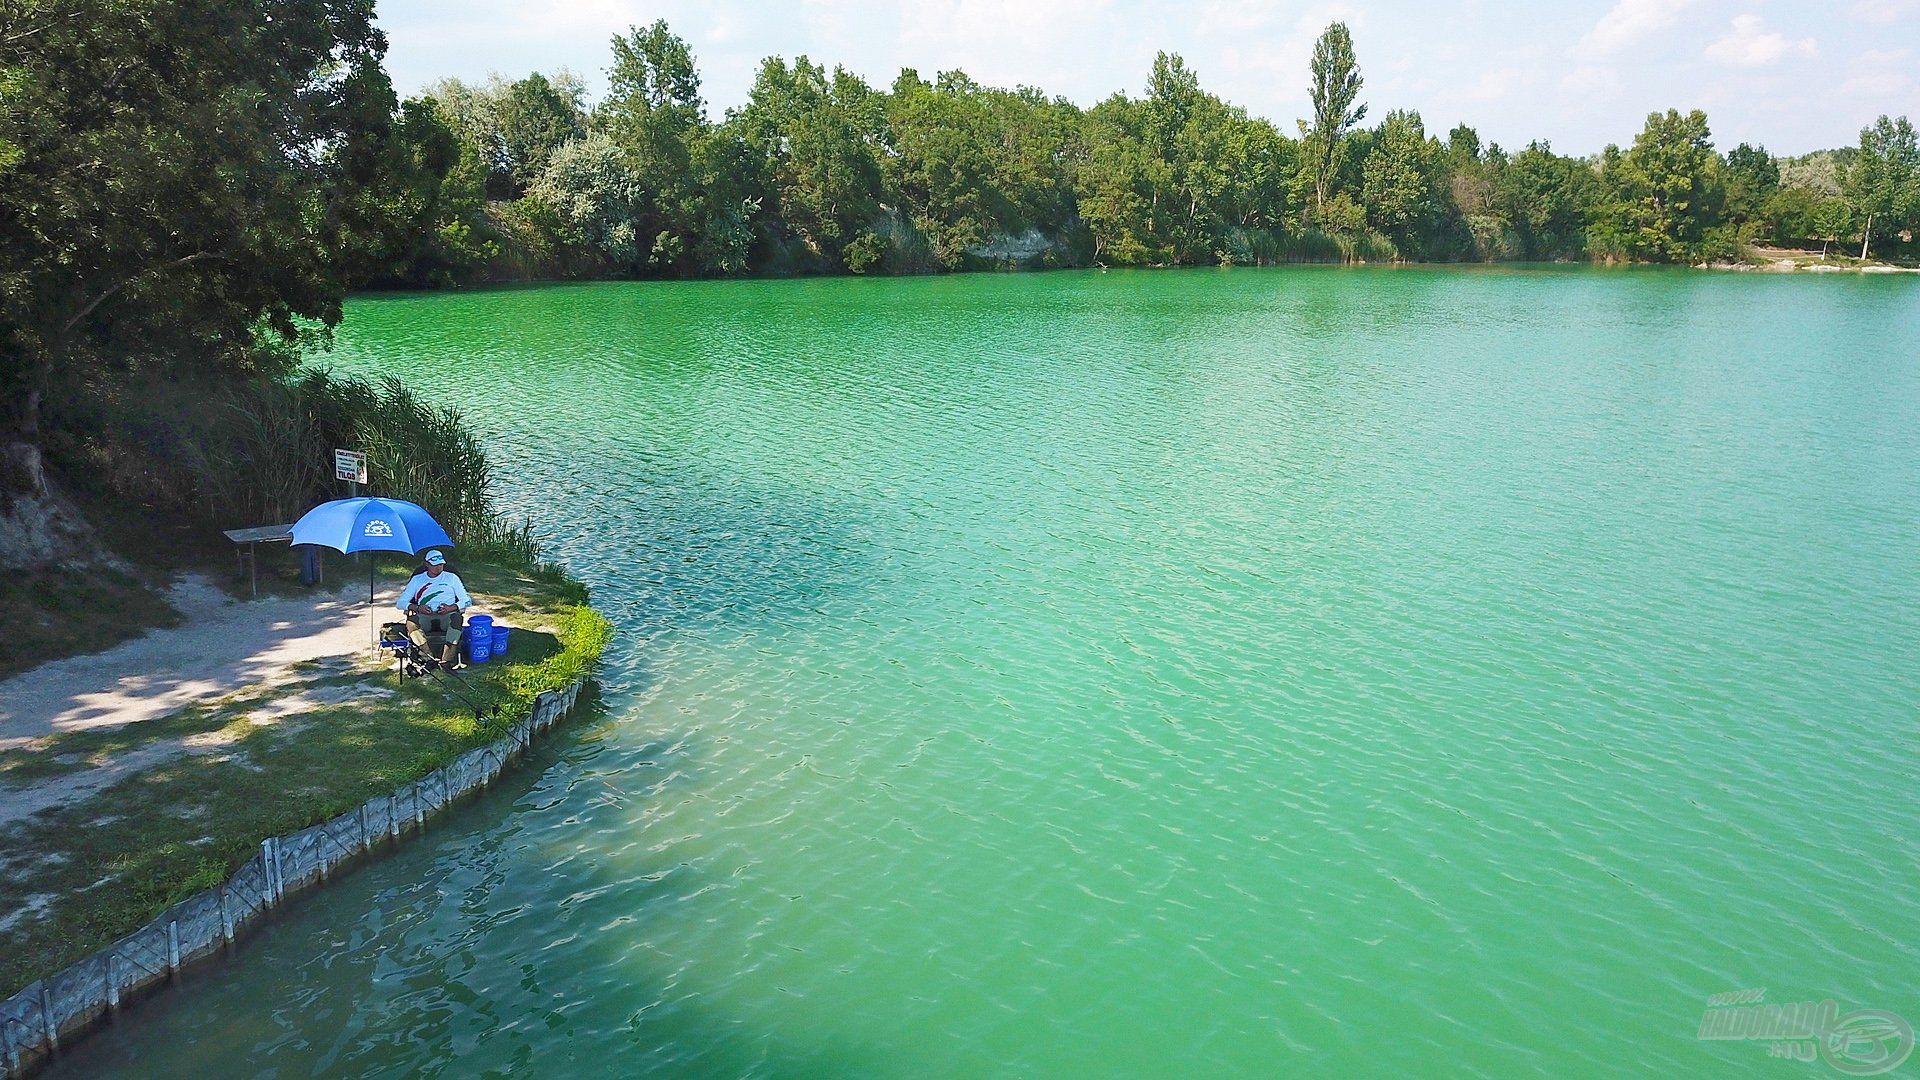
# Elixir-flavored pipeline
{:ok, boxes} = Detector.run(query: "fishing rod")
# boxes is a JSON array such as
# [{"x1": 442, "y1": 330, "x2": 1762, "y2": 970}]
[
  {"x1": 418, "y1": 655, "x2": 499, "y2": 721},
  {"x1": 384, "y1": 623, "x2": 498, "y2": 721}
]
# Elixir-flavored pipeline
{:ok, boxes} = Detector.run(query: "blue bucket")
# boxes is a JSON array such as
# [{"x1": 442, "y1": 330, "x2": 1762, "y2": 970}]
[
  {"x1": 465, "y1": 614, "x2": 494, "y2": 664},
  {"x1": 490, "y1": 625, "x2": 510, "y2": 657}
]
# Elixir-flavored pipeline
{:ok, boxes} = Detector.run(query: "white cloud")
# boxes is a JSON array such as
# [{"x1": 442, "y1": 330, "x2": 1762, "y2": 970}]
[
  {"x1": 1705, "y1": 14, "x2": 1816, "y2": 67},
  {"x1": 1560, "y1": 64, "x2": 1622, "y2": 95},
  {"x1": 1581, "y1": 0, "x2": 1698, "y2": 53},
  {"x1": 1465, "y1": 68, "x2": 1525, "y2": 102},
  {"x1": 1837, "y1": 47, "x2": 1916, "y2": 98},
  {"x1": 1848, "y1": 0, "x2": 1920, "y2": 24},
  {"x1": 1839, "y1": 70, "x2": 1916, "y2": 97},
  {"x1": 894, "y1": 0, "x2": 1112, "y2": 58},
  {"x1": 1191, "y1": 2, "x2": 1366, "y2": 123}
]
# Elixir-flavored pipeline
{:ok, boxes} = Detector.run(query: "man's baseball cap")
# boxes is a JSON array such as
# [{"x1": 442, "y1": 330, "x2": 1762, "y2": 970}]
[{"x1": 424, "y1": 550, "x2": 446, "y2": 565}]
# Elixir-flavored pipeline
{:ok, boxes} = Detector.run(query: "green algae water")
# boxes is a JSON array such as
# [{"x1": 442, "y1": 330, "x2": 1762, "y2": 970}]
[{"x1": 54, "y1": 268, "x2": 1920, "y2": 1077}]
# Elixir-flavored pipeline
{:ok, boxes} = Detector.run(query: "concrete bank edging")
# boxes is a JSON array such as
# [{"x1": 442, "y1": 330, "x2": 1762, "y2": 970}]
[{"x1": 0, "y1": 677, "x2": 588, "y2": 1076}]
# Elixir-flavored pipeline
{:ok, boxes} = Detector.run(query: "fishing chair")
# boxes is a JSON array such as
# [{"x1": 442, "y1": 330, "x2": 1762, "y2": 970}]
[{"x1": 380, "y1": 621, "x2": 443, "y2": 680}]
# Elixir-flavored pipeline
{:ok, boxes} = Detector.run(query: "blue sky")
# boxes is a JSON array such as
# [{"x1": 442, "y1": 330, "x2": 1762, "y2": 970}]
[{"x1": 374, "y1": 0, "x2": 1920, "y2": 156}]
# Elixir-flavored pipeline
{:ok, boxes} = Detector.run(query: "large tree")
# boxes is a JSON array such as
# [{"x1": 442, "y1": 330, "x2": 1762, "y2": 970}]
[
  {"x1": 1843, "y1": 115, "x2": 1919, "y2": 260},
  {"x1": 1722, "y1": 142, "x2": 1779, "y2": 228},
  {"x1": 730, "y1": 56, "x2": 888, "y2": 271},
  {"x1": 496, "y1": 73, "x2": 586, "y2": 196},
  {"x1": 1362, "y1": 110, "x2": 1442, "y2": 256},
  {"x1": 336, "y1": 97, "x2": 496, "y2": 288},
  {"x1": 527, "y1": 133, "x2": 645, "y2": 274},
  {"x1": 1497, "y1": 141, "x2": 1598, "y2": 259},
  {"x1": 1070, "y1": 53, "x2": 1296, "y2": 267},
  {"x1": 0, "y1": 0, "x2": 395, "y2": 500},
  {"x1": 599, "y1": 20, "x2": 709, "y2": 272},
  {"x1": 1073, "y1": 94, "x2": 1156, "y2": 264},
  {"x1": 1590, "y1": 109, "x2": 1725, "y2": 262},
  {"x1": 886, "y1": 69, "x2": 1009, "y2": 267},
  {"x1": 1301, "y1": 22, "x2": 1366, "y2": 224}
]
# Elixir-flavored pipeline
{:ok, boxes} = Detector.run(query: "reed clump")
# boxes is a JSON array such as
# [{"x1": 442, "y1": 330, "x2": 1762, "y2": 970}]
[{"x1": 51, "y1": 368, "x2": 545, "y2": 568}]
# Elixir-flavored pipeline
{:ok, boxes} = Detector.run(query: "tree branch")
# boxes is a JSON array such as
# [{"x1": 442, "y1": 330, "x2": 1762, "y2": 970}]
[{"x1": 60, "y1": 252, "x2": 225, "y2": 337}]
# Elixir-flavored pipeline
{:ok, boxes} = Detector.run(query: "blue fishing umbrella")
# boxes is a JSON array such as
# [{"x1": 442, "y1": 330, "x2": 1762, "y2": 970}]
[
  {"x1": 291, "y1": 498, "x2": 455, "y2": 650},
  {"x1": 290, "y1": 497, "x2": 452, "y2": 555}
]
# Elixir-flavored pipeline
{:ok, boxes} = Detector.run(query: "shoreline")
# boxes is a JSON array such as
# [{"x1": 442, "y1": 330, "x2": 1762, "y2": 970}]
[
  {"x1": 0, "y1": 676, "x2": 595, "y2": 1078},
  {"x1": 0, "y1": 552, "x2": 612, "y2": 1068},
  {"x1": 1702, "y1": 259, "x2": 1920, "y2": 274},
  {"x1": 344, "y1": 254, "x2": 1920, "y2": 299}
]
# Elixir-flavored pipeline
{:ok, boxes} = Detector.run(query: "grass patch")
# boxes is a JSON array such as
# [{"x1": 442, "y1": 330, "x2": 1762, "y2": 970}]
[
  {"x1": 0, "y1": 673, "x2": 366, "y2": 785},
  {"x1": 0, "y1": 566, "x2": 181, "y2": 682},
  {"x1": 0, "y1": 597, "x2": 611, "y2": 995}
]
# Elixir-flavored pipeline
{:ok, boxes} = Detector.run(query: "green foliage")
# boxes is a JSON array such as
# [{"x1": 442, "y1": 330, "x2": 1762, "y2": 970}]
[
  {"x1": 529, "y1": 132, "x2": 647, "y2": 274},
  {"x1": 1778, "y1": 151, "x2": 1844, "y2": 198},
  {"x1": 1070, "y1": 54, "x2": 1303, "y2": 267},
  {"x1": 733, "y1": 56, "x2": 888, "y2": 271},
  {"x1": 1497, "y1": 142, "x2": 1599, "y2": 259},
  {"x1": 1812, "y1": 197, "x2": 1857, "y2": 253},
  {"x1": 1762, "y1": 185, "x2": 1818, "y2": 243},
  {"x1": 1074, "y1": 94, "x2": 1157, "y2": 264},
  {"x1": 423, "y1": 71, "x2": 590, "y2": 200},
  {"x1": 338, "y1": 97, "x2": 497, "y2": 288},
  {"x1": 48, "y1": 364, "x2": 542, "y2": 569},
  {"x1": 883, "y1": 70, "x2": 1081, "y2": 269},
  {"x1": 498, "y1": 604, "x2": 615, "y2": 702},
  {"x1": 0, "y1": 0, "x2": 394, "y2": 459},
  {"x1": 885, "y1": 70, "x2": 1005, "y2": 267},
  {"x1": 298, "y1": 372, "x2": 496, "y2": 541},
  {"x1": 1589, "y1": 110, "x2": 1726, "y2": 262},
  {"x1": 1362, "y1": 110, "x2": 1442, "y2": 257},
  {"x1": 497, "y1": 73, "x2": 586, "y2": 194},
  {"x1": 1722, "y1": 142, "x2": 1779, "y2": 226},
  {"x1": 598, "y1": 20, "x2": 708, "y2": 273},
  {"x1": 338, "y1": 22, "x2": 1907, "y2": 278},
  {"x1": 1303, "y1": 22, "x2": 1367, "y2": 223},
  {"x1": 1764, "y1": 150, "x2": 1855, "y2": 250},
  {"x1": 1316, "y1": 192, "x2": 1377, "y2": 260},
  {"x1": 1843, "y1": 115, "x2": 1920, "y2": 259}
]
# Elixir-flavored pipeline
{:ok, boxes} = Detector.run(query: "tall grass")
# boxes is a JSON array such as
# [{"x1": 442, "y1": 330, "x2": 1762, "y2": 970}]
[
  {"x1": 294, "y1": 371, "x2": 497, "y2": 542},
  {"x1": 53, "y1": 368, "x2": 546, "y2": 569}
]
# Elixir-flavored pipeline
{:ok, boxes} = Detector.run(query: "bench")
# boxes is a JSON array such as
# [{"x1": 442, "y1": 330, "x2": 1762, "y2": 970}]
[{"x1": 222, "y1": 524, "x2": 295, "y2": 598}]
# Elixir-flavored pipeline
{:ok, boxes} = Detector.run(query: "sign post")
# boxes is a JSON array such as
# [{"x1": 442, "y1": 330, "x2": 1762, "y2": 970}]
[
  {"x1": 334, "y1": 448, "x2": 369, "y2": 496},
  {"x1": 335, "y1": 449, "x2": 372, "y2": 600}
]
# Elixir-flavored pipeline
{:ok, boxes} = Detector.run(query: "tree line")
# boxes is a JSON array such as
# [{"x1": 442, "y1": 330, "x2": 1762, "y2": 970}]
[{"x1": 345, "y1": 20, "x2": 1920, "y2": 288}]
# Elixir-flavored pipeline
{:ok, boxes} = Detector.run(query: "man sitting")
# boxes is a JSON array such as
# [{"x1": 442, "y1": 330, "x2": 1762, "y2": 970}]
[{"x1": 395, "y1": 550, "x2": 472, "y2": 668}]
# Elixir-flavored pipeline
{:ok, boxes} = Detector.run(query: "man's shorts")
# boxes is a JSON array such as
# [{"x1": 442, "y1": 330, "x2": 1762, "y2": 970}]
[{"x1": 407, "y1": 610, "x2": 464, "y2": 649}]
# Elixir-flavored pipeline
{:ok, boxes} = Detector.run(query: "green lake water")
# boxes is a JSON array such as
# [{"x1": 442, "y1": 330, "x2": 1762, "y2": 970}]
[{"x1": 53, "y1": 267, "x2": 1920, "y2": 1077}]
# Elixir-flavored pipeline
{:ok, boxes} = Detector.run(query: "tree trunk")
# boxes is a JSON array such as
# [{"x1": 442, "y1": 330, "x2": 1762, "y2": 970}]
[
  {"x1": 1860, "y1": 212, "x2": 1872, "y2": 261},
  {"x1": 1, "y1": 439, "x2": 47, "y2": 497},
  {"x1": 2, "y1": 374, "x2": 47, "y2": 496}
]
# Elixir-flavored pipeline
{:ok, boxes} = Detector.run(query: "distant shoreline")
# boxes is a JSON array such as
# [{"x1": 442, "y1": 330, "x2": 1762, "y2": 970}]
[{"x1": 342, "y1": 255, "x2": 1920, "y2": 300}]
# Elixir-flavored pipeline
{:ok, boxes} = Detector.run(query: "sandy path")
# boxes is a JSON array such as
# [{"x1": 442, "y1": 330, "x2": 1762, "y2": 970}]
[{"x1": 0, "y1": 573, "x2": 380, "y2": 752}]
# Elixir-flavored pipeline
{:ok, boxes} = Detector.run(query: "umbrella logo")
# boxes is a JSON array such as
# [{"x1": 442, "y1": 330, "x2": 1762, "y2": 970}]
[{"x1": 363, "y1": 519, "x2": 394, "y2": 538}]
